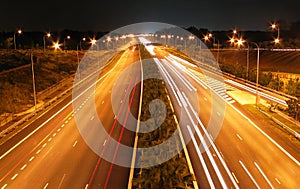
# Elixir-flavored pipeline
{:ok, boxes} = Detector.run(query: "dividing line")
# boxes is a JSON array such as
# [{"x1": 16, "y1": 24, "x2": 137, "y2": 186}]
[
  {"x1": 254, "y1": 162, "x2": 274, "y2": 189},
  {"x1": 239, "y1": 160, "x2": 260, "y2": 189}
]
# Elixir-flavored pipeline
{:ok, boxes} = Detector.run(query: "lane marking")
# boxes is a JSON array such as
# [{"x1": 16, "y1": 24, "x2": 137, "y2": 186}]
[
  {"x1": 103, "y1": 139, "x2": 107, "y2": 146},
  {"x1": 29, "y1": 156, "x2": 35, "y2": 162},
  {"x1": 42, "y1": 143, "x2": 47, "y2": 148},
  {"x1": 90, "y1": 116, "x2": 94, "y2": 121},
  {"x1": 230, "y1": 102, "x2": 300, "y2": 166},
  {"x1": 254, "y1": 162, "x2": 274, "y2": 189},
  {"x1": 187, "y1": 125, "x2": 216, "y2": 189},
  {"x1": 236, "y1": 134, "x2": 243, "y2": 141},
  {"x1": 85, "y1": 184, "x2": 89, "y2": 189},
  {"x1": 275, "y1": 178, "x2": 281, "y2": 184},
  {"x1": 57, "y1": 174, "x2": 66, "y2": 189},
  {"x1": 102, "y1": 101, "x2": 104, "y2": 104},
  {"x1": 52, "y1": 133, "x2": 57, "y2": 137},
  {"x1": 232, "y1": 172, "x2": 239, "y2": 183},
  {"x1": 204, "y1": 97, "x2": 207, "y2": 101},
  {"x1": 36, "y1": 149, "x2": 41, "y2": 154},
  {"x1": 11, "y1": 174, "x2": 18, "y2": 180},
  {"x1": 20, "y1": 164, "x2": 27, "y2": 171},
  {"x1": 217, "y1": 112, "x2": 221, "y2": 116},
  {"x1": 43, "y1": 183, "x2": 49, "y2": 189},
  {"x1": 73, "y1": 140, "x2": 78, "y2": 147},
  {"x1": 239, "y1": 160, "x2": 260, "y2": 189},
  {"x1": 48, "y1": 138, "x2": 52, "y2": 142},
  {"x1": 57, "y1": 128, "x2": 61, "y2": 132},
  {"x1": 1, "y1": 184, "x2": 7, "y2": 189},
  {"x1": 65, "y1": 120, "x2": 68, "y2": 124}
]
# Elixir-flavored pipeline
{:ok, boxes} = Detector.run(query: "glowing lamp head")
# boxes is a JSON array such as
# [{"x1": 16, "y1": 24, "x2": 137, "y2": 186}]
[
  {"x1": 237, "y1": 38, "x2": 244, "y2": 46},
  {"x1": 52, "y1": 42, "x2": 61, "y2": 50},
  {"x1": 274, "y1": 38, "x2": 280, "y2": 44},
  {"x1": 17, "y1": 29, "x2": 22, "y2": 34}
]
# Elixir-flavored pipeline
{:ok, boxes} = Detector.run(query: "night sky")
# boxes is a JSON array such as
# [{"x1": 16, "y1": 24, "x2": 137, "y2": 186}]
[{"x1": 1, "y1": 0, "x2": 299, "y2": 32}]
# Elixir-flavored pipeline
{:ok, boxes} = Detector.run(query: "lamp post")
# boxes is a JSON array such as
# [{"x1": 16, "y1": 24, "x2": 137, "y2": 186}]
[
  {"x1": 31, "y1": 52, "x2": 37, "y2": 112},
  {"x1": 14, "y1": 29, "x2": 22, "y2": 50},
  {"x1": 253, "y1": 42, "x2": 260, "y2": 108},
  {"x1": 43, "y1": 32, "x2": 51, "y2": 51},
  {"x1": 204, "y1": 33, "x2": 220, "y2": 63},
  {"x1": 63, "y1": 35, "x2": 71, "y2": 50},
  {"x1": 79, "y1": 37, "x2": 86, "y2": 51}
]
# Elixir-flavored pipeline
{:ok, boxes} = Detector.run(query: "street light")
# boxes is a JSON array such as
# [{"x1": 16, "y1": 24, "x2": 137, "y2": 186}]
[
  {"x1": 230, "y1": 38, "x2": 260, "y2": 107},
  {"x1": 64, "y1": 35, "x2": 71, "y2": 50},
  {"x1": 43, "y1": 32, "x2": 51, "y2": 51},
  {"x1": 270, "y1": 22, "x2": 280, "y2": 43},
  {"x1": 204, "y1": 33, "x2": 220, "y2": 63},
  {"x1": 14, "y1": 29, "x2": 22, "y2": 50},
  {"x1": 52, "y1": 41, "x2": 61, "y2": 51}
]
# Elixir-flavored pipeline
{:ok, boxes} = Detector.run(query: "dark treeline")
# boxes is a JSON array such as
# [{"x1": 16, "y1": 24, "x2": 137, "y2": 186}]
[{"x1": 0, "y1": 29, "x2": 108, "y2": 50}]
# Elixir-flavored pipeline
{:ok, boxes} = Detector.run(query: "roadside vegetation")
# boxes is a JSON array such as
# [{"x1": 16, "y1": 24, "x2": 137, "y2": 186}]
[
  {"x1": 132, "y1": 45, "x2": 195, "y2": 188},
  {"x1": 0, "y1": 50, "x2": 83, "y2": 114}
]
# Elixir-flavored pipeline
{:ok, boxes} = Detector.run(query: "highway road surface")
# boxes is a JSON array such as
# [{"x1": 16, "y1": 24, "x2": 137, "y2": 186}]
[
  {"x1": 0, "y1": 45, "x2": 142, "y2": 189},
  {"x1": 145, "y1": 42, "x2": 300, "y2": 188},
  {"x1": 0, "y1": 37, "x2": 299, "y2": 189}
]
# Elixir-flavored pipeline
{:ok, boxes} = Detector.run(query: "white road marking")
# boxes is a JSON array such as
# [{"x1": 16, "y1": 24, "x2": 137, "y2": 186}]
[
  {"x1": 230, "y1": 103, "x2": 300, "y2": 166},
  {"x1": 73, "y1": 140, "x2": 78, "y2": 147},
  {"x1": 236, "y1": 134, "x2": 243, "y2": 141},
  {"x1": 85, "y1": 184, "x2": 89, "y2": 189},
  {"x1": 1, "y1": 184, "x2": 7, "y2": 189},
  {"x1": 217, "y1": 112, "x2": 221, "y2": 116},
  {"x1": 43, "y1": 183, "x2": 49, "y2": 189},
  {"x1": 239, "y1": 160, "x2": 260, "y2": 189},
  {"x1": 254, "y1": 162, "x2": 274, "y2": 189},
  {"x1": 275, "y1": 178, "x2": 281, "y2": 184},
  {"x1": 53, "y1": 133, "x2": 57, "y2": 137},
  {"x1": 48, "y1": 138, "x2": 52, "y2": 142},
  {"x1": 102, "y1": 101, "x2": 104, "y2": 104},
  {"x1": 61, "y1": 124, "x2": 65, "y2": 128},
  {"x1": 57, "y1": 174, "x2": 66, "y2": 189},
  {"x1": 20, "y1": 164, "x2": 27, "y2": 171},
  {"x1": 204, "y1": 97, "x2": 207, "y2": 101},
  {"x1": 232, "y1": 172, "x2": 239, "y2": 183},
  {"x1": 229, "y1": 100, "x2": 236, "y2": 104},
  {"x1": 11, "y1": 174, "x2": 18, "y2": 180},
  {"x1": 57, "y1": 128, "x2": 61, "y2": 132},
  {"x1": 90, "y1": 116, "x2": 94, "y2": 121},
  {"x1": 103, "y1": 139, "x2": 107, "y2": 146},
  {"x1": 29, "y1": 156, "x2": 35, "y2": 162},
  {"x1": 187, "y1": 125, "x2": 215, "y2": 189},
  {"x1": 65, "y1": 120, "x2": 68, "y2": 124},
  {"x1": 42, "y1": 143, "x2": 47, "y2": 148},
  {"x1": 36, "y1": 149, "x2": 41, "y2": 154},
  {"x1": 68, "y1": 117, "x2": 71, "y2": 120}
]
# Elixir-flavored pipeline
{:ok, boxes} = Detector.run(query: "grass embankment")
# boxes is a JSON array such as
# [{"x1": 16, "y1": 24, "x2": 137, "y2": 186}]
[
  {"x1": 132, "y1": 45, "x2": 195, "y2": 188},
  {"x1": 244, "y1": 104, "x2": 300, "y2": 146},
  {"x1": 0, "y1": 50, "x2": 84, "y2": 114}
]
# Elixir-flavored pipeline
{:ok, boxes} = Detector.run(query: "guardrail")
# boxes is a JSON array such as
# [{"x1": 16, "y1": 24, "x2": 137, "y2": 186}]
[{"x1": 258, "y1": 109, "x2": 300, "y2": 140}]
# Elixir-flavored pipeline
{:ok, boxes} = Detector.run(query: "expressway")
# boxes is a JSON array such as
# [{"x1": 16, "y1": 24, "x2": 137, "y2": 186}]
[
  {"x1": 148, "y1": 44, "x2": 300, "y2": 188},
  {"x1": 0, "y1": 45, "x2": 142, "y2": 189},
  {"x1": 0, "y1": 38, "x2": 299, "y2": 189}
]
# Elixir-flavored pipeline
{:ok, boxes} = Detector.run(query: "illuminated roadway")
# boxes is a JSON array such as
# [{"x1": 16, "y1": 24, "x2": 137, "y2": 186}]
[
  {"x1": 0, "y1": 39, "x2": 299, "y2": 189},
  {"x1": 0, "y1": 45, "x2": 141, "y2": 189},
  {"x1": 149, "y1": 43, "x2": 300, "y2": 188}
]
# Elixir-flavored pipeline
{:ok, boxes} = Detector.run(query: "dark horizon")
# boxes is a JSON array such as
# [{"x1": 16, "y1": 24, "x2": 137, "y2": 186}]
[{"x1": 1, "y1": 0, "x2": 299, "y2": 32}]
